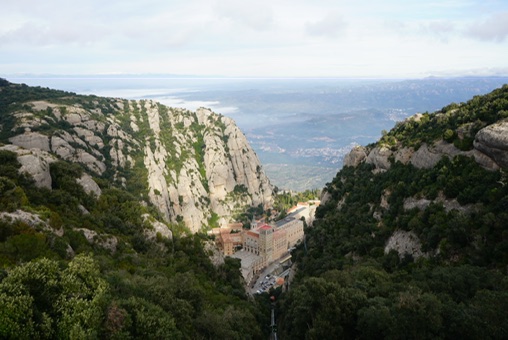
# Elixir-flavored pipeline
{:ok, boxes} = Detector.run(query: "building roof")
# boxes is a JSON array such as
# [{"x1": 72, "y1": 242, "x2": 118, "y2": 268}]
[
  {"x1": 246, "y1": 230, "x2": 259, "y2": 238},
  {"x1": 259, "y1": 224, "x2": 272, "y2": 231},
  {"x1": 222, "y1": 233, "x2": 242, "y2": 244},
  {"x1": 228, "y1": 222, "x2": 243, "y2": 231},
  {"x1": 219, "y1": 227, "x2": 232, "y2": 235},
  {"x1": 275, "y1": 207, "x2": 306, "y2": 227}
]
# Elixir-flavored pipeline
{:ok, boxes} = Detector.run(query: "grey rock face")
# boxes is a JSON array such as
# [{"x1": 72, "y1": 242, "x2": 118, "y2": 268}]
[
  {"x1": 365, "y1": 146, "x2": 392, "y2": 171},
  {"x1": 76, "y1": 228, "x2": 118, "y2": 253},
  {"x1": 348, "y1": 138, "x2": 501, "y2": 173},
  {"x1": 143, "y1": 214, "x2": 172, "y2": 240},
  {"x1": 384, "y1": 230, "x2": 427, "y2": 259},
  {"x1": 76, "y1": 173, "x2": 102, "y2": 197},
  {"x1": 9, "y1": 132, "x2": 50, "y2": 152},
  {"x1": 343, "y1": 145, "x2": 367, "y2": 167},
  {"x1": 0, "y1": 144, "x2": 55, "y2": 189},
  {"x1": 474, "y1": 121, "x2": 508, "y2": 169},
  {"x1": 142, "y1": 104, "x2": 273, "y2": 232},
  {"x1": 0, "y1": 209, "x2": 63, "y2": 236},
  {"x1": 393, "y1": 147, "x2": 414, "y2": 164},
  {"x1": 410, "y1": 143, "x2": 446, "y2": 169},
  {"x1": 4, "y1": 96, "x2": 273, "y2": 234}
]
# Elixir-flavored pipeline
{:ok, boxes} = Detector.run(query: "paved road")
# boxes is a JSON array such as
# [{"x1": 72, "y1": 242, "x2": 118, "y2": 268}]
[{"x1": 249, "y1": 261, "x2": 283, "y2": 295}]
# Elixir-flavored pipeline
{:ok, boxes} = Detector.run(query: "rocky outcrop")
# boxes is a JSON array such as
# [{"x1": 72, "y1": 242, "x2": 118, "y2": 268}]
[
  {"x1": 403, "y1": 192, "x2": 475, "y2": 213},
  {"x1": 3, "y1": 94, "x2": 273, "y2": 234},
  {"x1": 343, "y1": 145, "x2": 367, "y2": 167},
  {"x1": 0, "y1": 144, "x2": 55, "y2": 189},
  {"x1": 320, "y1": 189, "x2": 332, "y2": 205},
  {"x1": 76, "y1": 228, "x2": 118, "y2": 253},
  {"x1": 384, "y1": 230, "x2": 427, "y2": 259},
  {"x1": 0, "y1": 209, "x2": 63, "y2": 236},
  {"x1": 142, "y1": 105, "x2": 273, "y2": 232},
  {"x1": 409, "y1": 144, "x2": 439, "y2": 169},
  {"x1": 76, "y1": 173, "x2": 102, "y2": 197},
  {"x1": 142, "y1": 214, "x2": 172, "y2": 240},
  {"x1": 343, "y1": 135, "x2": 504, "y2": 173},
  {"x1": 365, "y1": 146, "x2": 392, "y2": 171},
  {"x1": 9, "y1": 132, "x2": 50, "y2": 152},
  {"x1": 474, "y1": 121, "x2": 508, "y2": 169},
  {"x1": 393, "y1": 147, "x2": 413, "y2": 164},
  {"x1": 204, "y1": 240, "x2": 225, "y2": 267}
]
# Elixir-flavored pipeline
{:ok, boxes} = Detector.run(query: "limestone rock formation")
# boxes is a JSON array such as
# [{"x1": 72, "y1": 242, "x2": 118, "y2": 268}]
[
  {"x1": 403, "y1": 192, "x2": 474, "y2": 213},
  {"x1": 76, "y1": 173, "x2": 102, "y2": 197},
  {"x1": 0, "y1": 209, "x2": 63, "y2": 236},
  {"x1": 76, "y1": 228, "x2": 118, "y2": 253},
  {"x1": 0, "y1": 144, "x2": 55, "y2": 189},
  {"x1": 343, "y1": 135, "x2": 504, "y2": 173},
  {"x1": 140, "y1": 104, "x2": 273, "y2": 232},
  {"x1": 2, "y1": 93, "x2": 273, "y2": 234},
  {"x1": 320, "y1": 189, "x2": 332, "y2": 205},
  {"x1": 9, "y1": 132, "x2": 51, "y2": 152},
  {"x1": 365, "y1": 146, "x2": 392, "y2": 171},
  {"x1": 343, "y1": 145, "x2": 367, "y2": 167},
  {"x1": 384, "y1": 230, "x2": 427, "y2": 260},
  {"x1": 143, "y1": 214, "x2": 173, "y2": 240},
  {"x1": 474, "y1": 121, "x2": 508, "y2": 169}
]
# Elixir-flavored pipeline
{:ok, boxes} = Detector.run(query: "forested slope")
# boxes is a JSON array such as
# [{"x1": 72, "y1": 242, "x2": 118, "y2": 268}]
[
  {"x1": 0, "y1": 80, "x2": 271, "y2": 339},
  {"x1": 278, "y1": 85, "x2": 508, "y2": 339}
]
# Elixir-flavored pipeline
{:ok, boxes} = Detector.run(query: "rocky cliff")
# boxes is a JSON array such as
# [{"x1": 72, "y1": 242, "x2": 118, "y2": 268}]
[
  {"x1": 288, "y1": 85, "x2": 508, "y2": 339},
  {"x1": 344, "y1": 105, "x2": 508, "y2": 172},
  {"x1": 322, "y1": 84, "x2": 508, "y2": 261},
  {"x1": 0, "y1": 81, "x2": 273, "y2": 233}
]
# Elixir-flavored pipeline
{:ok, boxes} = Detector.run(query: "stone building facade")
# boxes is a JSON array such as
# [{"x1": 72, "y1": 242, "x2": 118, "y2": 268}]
[{"x1": 231, "y1": 215, "x2": 304, "y2": 282}]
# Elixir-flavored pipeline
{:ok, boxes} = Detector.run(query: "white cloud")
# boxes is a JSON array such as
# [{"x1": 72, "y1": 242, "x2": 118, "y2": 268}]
[
  {"x1": 213, "y1": 0, "x2": 274, "y2": 31},
  {"x1": 0, "y1": 0, "x2": 507, "y2": 77},
  {"x1": 0, "y1": 20, "x2": 108, "y2": 47},
  {"x1": 466, "y1": 11, "x2": 508, "y2": 42},
  {"x1": 305, "y1": 12, "x2": 348, "y2": 38},
  {"x1": 419, "y1": 20, "x2": 455, "y2": 43}
]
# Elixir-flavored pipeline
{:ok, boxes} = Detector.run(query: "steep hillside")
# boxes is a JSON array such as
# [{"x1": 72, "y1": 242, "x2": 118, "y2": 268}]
[
  {"x1": 278, "y1": 85, "x2": 508, "y2": 339},
  {"x1": 0, "y1": 79, "x2": 272, "y2": 338},
  {"x1": 0, "y1": 80, "x2": 273, "y2": 233}
]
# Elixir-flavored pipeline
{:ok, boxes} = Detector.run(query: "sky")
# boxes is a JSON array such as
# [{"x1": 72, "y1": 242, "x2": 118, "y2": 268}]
[{"x1": 1, "y1": 0, "x2": 508, "y2": 78}]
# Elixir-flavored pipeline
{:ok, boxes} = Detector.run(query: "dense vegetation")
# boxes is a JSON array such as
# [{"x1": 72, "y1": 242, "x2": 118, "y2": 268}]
[
  {"x1": 380, "y1": 84, "x2": 508, "y2": 150},
  {"x1": 0, "y1": 147, "x2": 270, "y2": 338},
  {"x1": 277, "y1": 85, "x2": 508, "y2": 339}
]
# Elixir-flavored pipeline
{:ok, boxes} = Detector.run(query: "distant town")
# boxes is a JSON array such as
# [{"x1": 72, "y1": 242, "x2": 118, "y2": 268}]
[{"x1": 209, "y1": 201, "x2": 319, "y2": 292}]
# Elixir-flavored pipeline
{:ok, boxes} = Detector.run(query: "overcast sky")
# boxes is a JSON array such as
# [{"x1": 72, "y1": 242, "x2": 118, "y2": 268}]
[{"x1": 1, "y1": 0, "x2": 508, "y2": 78}]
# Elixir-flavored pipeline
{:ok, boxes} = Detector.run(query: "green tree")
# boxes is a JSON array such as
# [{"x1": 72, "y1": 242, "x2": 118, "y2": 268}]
[
  {"x1": 0, "y1": 255, "x2": 108, "y2": 339},
  {"x1": 56, "y1": 254, "x2": 108, "y2": 339}
]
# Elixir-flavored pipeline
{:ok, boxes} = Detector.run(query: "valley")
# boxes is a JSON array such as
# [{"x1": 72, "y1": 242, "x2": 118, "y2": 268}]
[{"x1": 1, "y1": 78, "x2": 507, "y2": 339}]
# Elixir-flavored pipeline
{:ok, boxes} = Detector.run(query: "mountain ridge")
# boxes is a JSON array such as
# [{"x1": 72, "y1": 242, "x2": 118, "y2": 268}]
[
  {"x1": 278, "y1": 84, "x2": 508, "y2": 339},
  {"x1": 0, "y1": 79, "x2": 273, "y2": 233}
]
